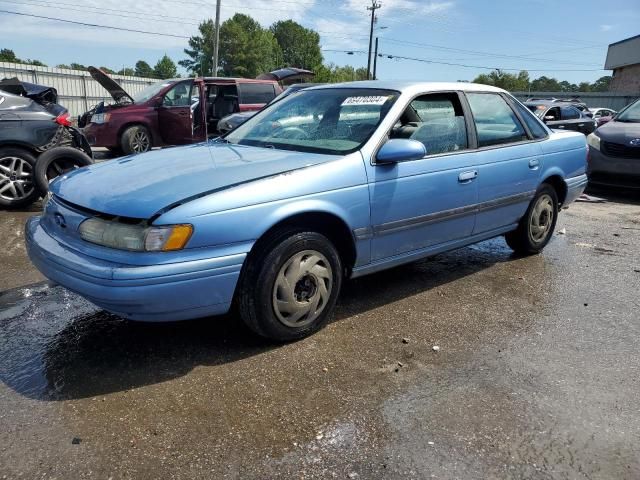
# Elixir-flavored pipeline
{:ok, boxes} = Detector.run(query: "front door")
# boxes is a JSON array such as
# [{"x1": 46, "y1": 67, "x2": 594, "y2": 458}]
[
  {"x1": 157, "y1": 80, "x2": 200, "y2": 145},
  {"x1": 369, "y1": 92, "x2": 478, "y2": 261}
]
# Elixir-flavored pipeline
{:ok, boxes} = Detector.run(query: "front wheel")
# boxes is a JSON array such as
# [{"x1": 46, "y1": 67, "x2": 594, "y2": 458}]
[
  {"x1": 237, "y1": 229, "x2": 343, "y2": 342},
  {"x1": 505, "y1": 184, "x2": 558, "y2": 255},
  {"x1": 121, "y1": 125, "x2": 152, "y2": 155}
]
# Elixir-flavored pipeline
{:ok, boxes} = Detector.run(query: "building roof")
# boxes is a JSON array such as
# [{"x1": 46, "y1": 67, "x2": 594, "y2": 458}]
[{"x1": 605, "y1": 34, "x2": 640, "y2": 70}]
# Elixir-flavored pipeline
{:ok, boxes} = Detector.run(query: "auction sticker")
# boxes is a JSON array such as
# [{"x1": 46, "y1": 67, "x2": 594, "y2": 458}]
[{"x1": 341, "y1": 96, "x2": 389, "y2": 106}]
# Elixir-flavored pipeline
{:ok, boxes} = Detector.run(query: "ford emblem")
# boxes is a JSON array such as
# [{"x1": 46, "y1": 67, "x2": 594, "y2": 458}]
[{"x1": 630, "y1": 138, "x2": 640, "y2": 147}]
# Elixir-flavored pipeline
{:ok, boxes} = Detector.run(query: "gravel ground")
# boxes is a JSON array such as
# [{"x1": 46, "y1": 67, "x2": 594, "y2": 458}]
[{"x1": 0, "y1": 189, "x2": 639, "y2": 479}]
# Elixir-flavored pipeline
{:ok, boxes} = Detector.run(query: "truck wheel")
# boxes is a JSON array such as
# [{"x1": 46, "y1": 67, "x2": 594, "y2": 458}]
[
  {"x1": 34, "y1": 146, "x2": 93, "y2": 194},
  {"x1": 237, "y1": 228, "x2": 343, "y2": 342},
  {"x1": 121, "y1": 125, "x2": 152, "y2": 155},
  {"x1": 505, "y1": 184, "x2": 558, "y2": 255},
  {"x1": 0, "y1": 147, "x2": 40, "y2": 209}
]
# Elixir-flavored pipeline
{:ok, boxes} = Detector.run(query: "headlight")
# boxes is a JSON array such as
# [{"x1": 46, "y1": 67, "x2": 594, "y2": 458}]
[
  {"x1": 587, "y1": 133, "x2": 600, "y2": 151},
  {"x1": 90, "y1": 113, "x2": 111, "y2": 124},
  {"x1": 78, "y1": 218, "x2": 193, "y2": 251}
]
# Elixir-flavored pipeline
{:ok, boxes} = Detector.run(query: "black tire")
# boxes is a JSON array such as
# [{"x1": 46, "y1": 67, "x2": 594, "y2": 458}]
[
  {"x1": 0, "y1": 146, "x2": 40, "y2": 209},
  {"x1": 237, "y1": 228, "x2": 343, "y2": 342},
  {"x1": 505, "y1": 184, "x2": 559, "y2": 255},
  {"x1": 34, "y1": 147, "x2": 93, "y2": 194},
  {"x1": 120, "y1": 125, "x2": 152, "y2": 155}
]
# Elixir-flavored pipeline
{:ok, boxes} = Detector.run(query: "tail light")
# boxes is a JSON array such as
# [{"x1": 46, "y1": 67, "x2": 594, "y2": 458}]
[{"x1": 55, "y1": 112, "x2": 73, "y2": 127}]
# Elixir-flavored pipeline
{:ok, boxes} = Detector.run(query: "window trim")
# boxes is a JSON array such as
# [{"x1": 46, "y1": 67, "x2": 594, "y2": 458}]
[{"x1": 373, "y1": 90, "x2": 474, "y2": 165}]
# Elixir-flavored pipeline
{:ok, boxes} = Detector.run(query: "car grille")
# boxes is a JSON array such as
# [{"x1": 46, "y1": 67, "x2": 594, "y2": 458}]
[{"x1": 602, "y1": 141, "x2": 640, "y2": 159}]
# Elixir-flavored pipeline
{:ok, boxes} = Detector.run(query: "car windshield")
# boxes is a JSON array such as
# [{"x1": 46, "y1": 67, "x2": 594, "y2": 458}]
[
  {"x1": 132, "y1": 80, "x2": 175, "y2": 103},
  {"x1": 225, "y1": 88, "x2": 400, "y2": 155},
  {"x1": 615, "y1": 100, "x2": 640, "y2": 123}
]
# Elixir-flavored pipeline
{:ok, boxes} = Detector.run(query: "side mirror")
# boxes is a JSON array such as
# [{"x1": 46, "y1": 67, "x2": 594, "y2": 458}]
[
  {"x1": 543, "y1": 115, "x2": 555, "y2": 122},
  {"x1": 376, "y1": 139, "x2": 426, "y2": 164}
]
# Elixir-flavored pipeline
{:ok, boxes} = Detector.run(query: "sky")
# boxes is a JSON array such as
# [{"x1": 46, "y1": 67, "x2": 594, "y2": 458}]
[{"x1": 0, "y1": 0, "x2": 638, "y2": 84}]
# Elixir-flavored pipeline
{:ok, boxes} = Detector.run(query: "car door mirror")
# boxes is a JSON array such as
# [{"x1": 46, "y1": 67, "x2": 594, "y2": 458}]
[
  {"x1": 376, "y1": 139, "x2": 426, "y2": 164},
  {"x1": 543, "y1": 115, "x2": 555, "y2": 122}
]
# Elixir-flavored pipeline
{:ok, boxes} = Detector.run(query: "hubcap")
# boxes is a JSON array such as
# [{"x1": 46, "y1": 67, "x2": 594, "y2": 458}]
[
  {"x1": 131, "y1": 130, "x2": 150, "y2": 153},
  {"x1": 0, "y1": 156, "x2": 34, "y2": 201},
  {"x1": 272, "y1": 250, "x2": 333, "y2": 328},
  {"x1": 529, "y1": 194, "x2": 554, "y2": 243}
]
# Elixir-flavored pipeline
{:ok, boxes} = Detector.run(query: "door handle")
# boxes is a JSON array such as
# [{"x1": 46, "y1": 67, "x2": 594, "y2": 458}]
[
  {"x1": 558, "y1": 125, "x2": 566, "y2": 129},
  {"x1": 458, "y1": 170, "x2": 478, "y2": 183},
  {"x1": 578, "y1": 124, "x2": 584, "y2": 127},
  {"x1": 529, "y1": 158, "x2": 540, "y2": 169}
]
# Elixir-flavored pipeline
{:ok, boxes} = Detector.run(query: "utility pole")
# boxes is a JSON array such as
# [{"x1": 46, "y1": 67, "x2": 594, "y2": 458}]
[
  {"x1": 372, "y1": 37, "x2": 379, "y2": 80},
  {"x1": 212, "y1": 0, "x2": 221, "y2": 76},
  {"x1": 366, "y1": 0, "x2": 381, "y2": 80}
]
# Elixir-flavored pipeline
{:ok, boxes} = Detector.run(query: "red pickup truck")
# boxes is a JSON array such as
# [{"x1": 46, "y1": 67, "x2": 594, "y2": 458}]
[{"x1": 82, "y1": 67, "x2": 312, "y2": 155}]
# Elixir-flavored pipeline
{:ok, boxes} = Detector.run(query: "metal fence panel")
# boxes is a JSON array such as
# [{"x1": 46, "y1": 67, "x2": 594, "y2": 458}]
[
  {"x1": 0, "y1": 62, "x2": 157, "y2": 117},
  {"x1": 512, "y1": 91, "x2": 639, "y2": 111}
]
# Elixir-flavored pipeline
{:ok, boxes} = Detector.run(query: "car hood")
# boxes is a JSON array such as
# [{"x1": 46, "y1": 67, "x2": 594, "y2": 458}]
[
  {"x1": 51, "y1": 142, "x2": 339, "y2": 219},
  {"x1": 596, "y1": 120, "x2": 640, "y2": 143},
  {"x1": 88, "y1": 66, "x2": 134, "y2": 105}
]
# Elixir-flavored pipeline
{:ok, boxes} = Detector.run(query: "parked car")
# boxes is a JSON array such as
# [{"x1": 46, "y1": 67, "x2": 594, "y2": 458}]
[
  {"x1": 526, "y1": 97, "x2": 592, "y2": 117},
  {"x1": 590, "y1": 107, "x2": 617, "y2": 127},
  {"x1": 586, "y1": 98, "x2": 640, "y2": 188},
  {"x1": 82, "y1": 67, "x2": 313, "y2": 155},
  {"x1": 0, "y1": 90, "x2": 92, "y2": 208},
  {"x1": 26, "y1": 82, "x2": 587, "y2": 341},
  {"x1": 525, "y1": 100, "x2": 595, "y2": 135},
  {"x1": 217, "y1": 82, "x2": 323, "y2": 134}
]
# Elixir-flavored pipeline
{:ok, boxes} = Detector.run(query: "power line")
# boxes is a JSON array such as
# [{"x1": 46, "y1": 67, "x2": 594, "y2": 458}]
[
  {"x1": 322, "y1": 49, "x2": 606, "y2": 72},
  {"x1": 0, "y1": 9, "x2": 191, "y2": 38}
]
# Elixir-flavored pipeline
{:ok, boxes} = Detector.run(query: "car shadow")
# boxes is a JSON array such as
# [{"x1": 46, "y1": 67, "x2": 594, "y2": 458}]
[
  {"x1": 585, "y1": 185, "x2": 640, "y2": 205},
  {"x1": 0, "y1": 238, "x2": 516, "y2": 401}
]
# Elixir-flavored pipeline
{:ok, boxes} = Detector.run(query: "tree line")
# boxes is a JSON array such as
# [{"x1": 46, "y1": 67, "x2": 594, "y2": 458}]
[
  {"x1": 471, "y1": 69, "x2": 611, "y2": 93},
  {"x1": 1, "y1": 15, "x2": 612, "y2": 89}
]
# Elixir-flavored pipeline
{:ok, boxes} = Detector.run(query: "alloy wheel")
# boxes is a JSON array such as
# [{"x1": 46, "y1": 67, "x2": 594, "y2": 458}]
[
  {"x1": 131, "y1": 130, "x2": 150, "y2": 153},
  {"x1": 0, "y1": 156, "x2": 35, "y2": 201},
  {"x1": 272, "y1": 250, "x2": 333, "y2": 328}
]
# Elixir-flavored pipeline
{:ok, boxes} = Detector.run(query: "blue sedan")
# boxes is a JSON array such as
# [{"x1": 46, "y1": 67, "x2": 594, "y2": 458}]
[{"x1": 26, "y1": 82, "x2": 588, "y2": 341}]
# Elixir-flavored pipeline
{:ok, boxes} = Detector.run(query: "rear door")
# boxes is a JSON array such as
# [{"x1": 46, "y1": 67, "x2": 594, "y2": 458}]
[
  {"x1": 157, "y1": 80, "x2": 195, "y2": 145},
  {"x1": 559, "y1": 105, "x2": 589, "y2": 134},
  {"x1": 465, "y1": 92, "x2": 542, "y2": 235},
  {"x1": 237, "y1": 83, "x2": 277, "y2": 112}
]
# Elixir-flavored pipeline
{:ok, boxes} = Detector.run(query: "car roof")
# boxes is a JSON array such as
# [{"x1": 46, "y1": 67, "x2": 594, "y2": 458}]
[
  {"x1": 303, "y1": 81, "x2": 508, "y2": 95},
  {"x1": 525, "y1": 100, "x2": 582, "y2": 107}
]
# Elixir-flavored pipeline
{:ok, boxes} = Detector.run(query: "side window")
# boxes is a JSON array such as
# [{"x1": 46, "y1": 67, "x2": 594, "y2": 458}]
[
  {"x1": 466, "y1": 93, "x2": 528, "y2": 147},
  {"x1": 393, "y1": 92, "x2": 468, "y2": 155},
  {"x1": 511, "y1": 99, "x2": 548, "y2": 139},
  {"x1": 560, "y1": 106, "x2": 580, "y2": 120},
  {"x1": 238, "y1": 83, "x2": 276, "y2": 104},
  {"x1": 163, "y1": 81, "x2": 193, "y2": 107}
]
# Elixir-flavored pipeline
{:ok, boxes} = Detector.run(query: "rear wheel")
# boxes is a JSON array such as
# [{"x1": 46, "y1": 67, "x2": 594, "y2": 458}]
[
  {"x1": 121, "y1": 125, "x2": 152, "y2": 155},
  {"x1": 0, "y1": 147, "x2": 39, "y2": 209},
  {"x1": 505, "y1": 184, "x2": 558, "y2": 255},
  {"x1": 34, "y1": 146, "x2": 93, "y2": 194},
  {"x1": 237, "y1": 228, "x2": 343, "y2": 342}
]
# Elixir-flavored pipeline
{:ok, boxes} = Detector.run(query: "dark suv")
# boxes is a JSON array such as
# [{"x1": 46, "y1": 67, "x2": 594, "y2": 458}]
[
  {"x1": 525, "y1": 100, "x2": 595, "y2": 135},
  {"x1": 82, "y1": 68, "x2": 312, "y2": 155}
]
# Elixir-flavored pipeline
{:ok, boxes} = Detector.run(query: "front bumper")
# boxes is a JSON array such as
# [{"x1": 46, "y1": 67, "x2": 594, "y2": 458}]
[
  {"x1": 25, "y1": 216, "x2": 244, "y2": 321},
  {"x1": 587, "y1": 147, "x2": 640, "y2": 189}
]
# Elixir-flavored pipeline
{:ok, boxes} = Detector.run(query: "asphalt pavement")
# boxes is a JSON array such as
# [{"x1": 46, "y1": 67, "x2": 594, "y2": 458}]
[{"x1": 0, "y1": 190, "x2": 639, "y2": 479}]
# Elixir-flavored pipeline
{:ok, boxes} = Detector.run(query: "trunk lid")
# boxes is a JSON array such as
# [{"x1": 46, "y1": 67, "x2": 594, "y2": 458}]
[
  {"x1": 257, "y1": 68, "x2": 315, "y2": 86},
  {"x1": 88, "y1": 66, "x2": 134, "y2": 105},
  {"x1": 50, "y1": 142, "x2": 337, "y2": 219}
]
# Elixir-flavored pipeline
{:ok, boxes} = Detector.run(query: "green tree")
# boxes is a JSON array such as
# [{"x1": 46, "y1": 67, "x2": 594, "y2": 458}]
[
  {"x1": 154, "y1": 54, "x2": 178, "y2": 79},
  {"x1": 100, "y1": 66, "x2": 115, "y2": 74},
  {"x1": 0, "y1": 48, "x2": 20, "y2": 63},
  {"x1": 270, "y1": 20, "x2": 322, "y2": 69},
  {"x1": 314, "y1": 63, "x2": 368, "y2": 83},
  {"x1": 117, "y1": 67, "x2": 136, "y2": 76},
  {"x1": 591, "y1": 76, "x2": 611, "y2": 92},
  {"x1": 577, "y1": 82, "x2": 592, "y2": 92},
  {"x1": 530, "y1": 76, "x2": 562, "y2": 92},
  {"x1": 56, "y1": 64, "x2": 71, "y2": 69},
  {"x1": 180, "y1": 19, "x2": 216, "y2": 76},
  {"x1": 135, "y1": 60, "x2": 154, "y2": 78},
  {"x1": 472, "y1": 69, "x2": 529, "y2": 91},
  {"x1": 70, "y1": 63, "x2": 87, "y2": 70},
  {"x1": 218, "y1": 14, "x2": 280, "y2": 77}
]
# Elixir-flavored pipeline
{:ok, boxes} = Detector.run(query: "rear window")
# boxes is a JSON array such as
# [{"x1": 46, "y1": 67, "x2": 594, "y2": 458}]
[{"x1": 238, "y1": 83, "x2": 276, "y2": 104}]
